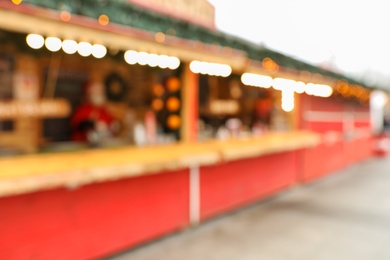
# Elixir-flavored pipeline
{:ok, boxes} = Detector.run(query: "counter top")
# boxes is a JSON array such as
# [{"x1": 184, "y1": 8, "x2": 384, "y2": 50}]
[{"x1": 0, "y1": 131, "x2": 320, "y2": 198}]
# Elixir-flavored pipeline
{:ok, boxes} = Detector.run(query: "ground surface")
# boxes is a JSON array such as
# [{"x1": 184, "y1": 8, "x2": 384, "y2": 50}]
[{"x1": 109, "y1": 157, "x2": 390, "y2": 260}]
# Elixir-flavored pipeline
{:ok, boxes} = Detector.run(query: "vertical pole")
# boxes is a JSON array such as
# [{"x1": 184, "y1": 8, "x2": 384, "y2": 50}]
[
  {"x1": 181, "y1": 63, "x2": 199, "y2": 142},
  {"x1": 189, "y1": 165, "x2": 200, "y2": 226},
  {"x1": 343, "y1": 105, "x2": 354, "y2": 164}
]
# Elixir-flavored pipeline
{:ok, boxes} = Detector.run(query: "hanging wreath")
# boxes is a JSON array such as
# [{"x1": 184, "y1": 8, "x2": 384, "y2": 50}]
[{"x1": 104, "y1": 73, "x2": 128, "y2": 102}]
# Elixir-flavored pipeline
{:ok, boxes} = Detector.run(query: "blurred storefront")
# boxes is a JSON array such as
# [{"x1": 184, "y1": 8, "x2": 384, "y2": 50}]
[
  {"x1": 0, "y1": 0, "x2": 382, "y2": 259},
  {"x1": 0, "y1": 29, "x2": 184, "y2": 152}
]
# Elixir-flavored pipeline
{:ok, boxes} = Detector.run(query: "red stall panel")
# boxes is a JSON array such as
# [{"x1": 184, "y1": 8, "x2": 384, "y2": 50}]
[
  {"x1": 354, "y1": 121, "x2": 370, "y2": 128},
  {"x1": 0, "y1": 169, "x2": 189, "y2": 260},
  {"x1": 299, "y1": 93, "x2": 373, "y2": 182},
  {"x1": 349, "y1": 137, "x2": 374, "y2": 163},
  {"x1": 299, "y1": 142, "x2": 346, "y2": 182},
  {"x1": 343, "y1": 140, "x2": 357, "y2": 166},
  {"x1": 308, "y1": 121, "x2": 343, "y2": 133},
  {"x1": 199, "y1": 152, "x2": 298, "y2": 220}
]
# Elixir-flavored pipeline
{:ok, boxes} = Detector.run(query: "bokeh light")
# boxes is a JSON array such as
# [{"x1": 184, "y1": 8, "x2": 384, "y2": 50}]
[
  {"x1": 168, "y1": 57, "x2": 180, "y2": 70},
  {"x1": 294, "y1": 81, "x2": 306, "y2": 94},
  {"x1": 157, "y1": 55, "x2": 170, "y2": 69},
  {"x1": 92, "y1": 44, "x2": 107, "y2": 58},
  {"x1": 124, "y1": 50, "x2": 138, "y2": 65},
  {"x1": 147, "y1": 53, "x2": 159, "y2": 67},
  {"x1": 273, "y1": 78, "x2": 295, "y2": 91},
  {"x1": 242, "y1": 72, "x2": 334, "y2": 99},
  {"x1": 281, "y1": 90, "x2": 295, "y2": 112},
  {"x1": 152, "y1": 99, "x2": 164, "y2": 111},
  {"x1": 166, "y1": 97, "x2": 180, "y2": 112},
  {"x1": 262, "y1": 57, "x2": 279, "y2": 72},
  {"x1": 124, "y1": 50, "x2": 180, "y2": 69},
  {"x1": 190, "y1": 61, "x2": 232, "y2": 77},
  {"x1": 26, "y1": 34, "x2": 44, "y2": 49},
  {"x1": 152, "y1": 84, "x2": 165, "y2": 96},
  {"x1": 77, "y1": 42, "x2": 92, "y2": 57},
  {"x1": 137, "y1": 52, "x2": 149, "y2": 65},
  {"x1": 12, "y1": 0, "x2": 23, "y2": 5},
  {"x1": 62, "y1": 39, "x2": 77, "y2": 54},
  {"x1": 98, "y1": 14, "x2": 110, "y2": 26},
  {"x1": 45, "y1": 37, "x2": 62, "y2": 52},
  {"x1": 241, "y1": 73, "x2": 272, "y2": 88},
  {"x1": 166, "y1": 77, "x2": 181, "y2": 92},
  {"x1": 60, "y1": 11, "x2": 71, "y2": 22},
  {"x1": 305, "y1": 83, "x2": 333, "y2": 97},
  {"x1": 155, "y1": 32, "x2": 166, "y2": 43},
  {"x1": 167, "y1": 114, "x2": 181, "y2": 129}
]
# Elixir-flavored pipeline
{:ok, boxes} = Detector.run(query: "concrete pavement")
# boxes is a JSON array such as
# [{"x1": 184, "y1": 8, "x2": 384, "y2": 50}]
[{"x1": 108, "y1": 156, "x2": 390, "y2": 260}]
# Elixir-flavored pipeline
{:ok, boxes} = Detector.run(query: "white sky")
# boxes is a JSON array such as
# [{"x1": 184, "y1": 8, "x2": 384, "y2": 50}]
[{"x1": 208, "y1": 0, "x2": 390, "y2": 88}]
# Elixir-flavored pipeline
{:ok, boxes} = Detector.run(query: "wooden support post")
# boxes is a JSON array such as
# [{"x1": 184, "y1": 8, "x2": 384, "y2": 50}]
[{"x1": 181, "y1": 63, "x2": 199, "y2": 143}]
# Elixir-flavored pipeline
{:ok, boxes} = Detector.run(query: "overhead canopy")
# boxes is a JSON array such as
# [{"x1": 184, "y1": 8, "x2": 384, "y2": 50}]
[
  {"x1": 1, "y1": 0, "x2": 378, "y2": 90},
  {"x1": 0, "y1": 1, "x2": 247, "y2": 72}
]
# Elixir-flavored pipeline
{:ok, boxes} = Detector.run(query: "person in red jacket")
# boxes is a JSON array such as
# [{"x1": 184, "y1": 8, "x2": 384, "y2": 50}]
[{"x1": 71, "y1": 81, "x2": 117, "y2": 144}]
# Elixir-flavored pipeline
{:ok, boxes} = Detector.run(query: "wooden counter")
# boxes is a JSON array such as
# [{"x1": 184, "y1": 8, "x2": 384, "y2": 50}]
[{"x1": 0, "y1": 131, "x2": 320, "y2": 198}]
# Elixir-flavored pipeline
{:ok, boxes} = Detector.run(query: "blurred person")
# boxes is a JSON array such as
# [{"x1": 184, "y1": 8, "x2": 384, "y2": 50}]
[
  {"x1": 254, "y1": 96, "x2": 273, "y2": 125},
  {"x1": 71, "y1": 80, "x2": 119, "y2": 145}
]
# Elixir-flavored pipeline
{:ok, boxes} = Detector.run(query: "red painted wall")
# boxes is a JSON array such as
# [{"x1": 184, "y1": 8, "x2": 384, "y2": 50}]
[
  {"x1": 0, "y1": 169, "x2": 189, "y2": 260},
  {"x1": 346, "y1": 137, "x2": 374, "y2": 164},
  {"x1": 299, "y1": 142, "x2": 345, "y2": 182},
  {"x1": 298, "y1": 94, "x2": 373, "y2": 182},
  {"x1": 199, "y1": 152, "x2": 298, "y2": 220}
]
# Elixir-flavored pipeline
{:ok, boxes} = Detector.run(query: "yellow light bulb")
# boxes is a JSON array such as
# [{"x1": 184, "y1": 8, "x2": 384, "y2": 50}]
[
  {"x1": 12, "y1": 0, "x2": 23, "y2": 5},
  {"x1": 98, "y1": 14, "x2": 109, "y2": 26},
  {"x1": 26, "y1": 34, "x2": 44, "y2": 49}
]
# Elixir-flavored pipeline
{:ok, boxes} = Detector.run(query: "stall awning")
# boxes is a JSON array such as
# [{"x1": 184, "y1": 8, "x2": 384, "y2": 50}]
[
  {"x1": 0, "y1": 2, "x2": 248, "y2": 71},
  {"x1": 0, "y1": 1, "x2": 379, "y2": 90}
]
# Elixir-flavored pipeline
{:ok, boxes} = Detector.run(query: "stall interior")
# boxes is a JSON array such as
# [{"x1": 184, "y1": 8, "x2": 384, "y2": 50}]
[
  {"x1": 0, "y1": 30, "x2": 182, "y2": 156},
  {"x1": 197, "y1": 74, "x2": 294, "y2": 140}
]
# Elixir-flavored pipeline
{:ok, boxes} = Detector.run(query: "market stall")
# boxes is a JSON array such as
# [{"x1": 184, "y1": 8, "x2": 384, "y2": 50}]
[{"x1": 0, "y1": 0, "x2": 379, "y2": 259}]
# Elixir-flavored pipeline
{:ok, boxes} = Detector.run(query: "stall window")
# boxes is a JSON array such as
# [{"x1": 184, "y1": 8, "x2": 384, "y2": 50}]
[
  {"x1": 151, "y1": 69, "x2": 182, "y2": 142},
  {"x1": 198, "y1": 74, "x2": 274, "y2": 140},
  {"x1": 0, "y1": 54, "x2": 14, "y2": 132},
  {"x1": 42, "y1": 68, "x2": 87, "y2": 142}
]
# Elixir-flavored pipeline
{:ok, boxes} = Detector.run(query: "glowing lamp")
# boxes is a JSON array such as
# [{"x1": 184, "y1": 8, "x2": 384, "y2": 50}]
[
  {"x1": 294, "y1": 81, "x2": 306, "y2": 94},
  {"x1": 166, "y1": 97, "x2": 180, "y2": 112},
  {"x1": 26, "y1": 34, "x2": 44, "y2": 49},
  {"x1": 124, "y1": 50, "x2": 138, "y2": 65},
  {"x1": 155, "y1": 32, "x2": 166, "y2": 43},
  {"x1": 152, "y1": 99, "x2": 164, "y2": 111},
  {"x1": 316, "y1": 84, "x2": 333, "y2": 97},
  {"x1": 77, "y1": 42, "x2": 92, "y2": 57},
  {"x1": 189, "y1": 61, "x2": 202, "y2": 74},
  {"x1": 157, "y1": 55, "x2": 170, "y2": 69},
  {"x1": 60, "y1": 11, "x2": 71, "y2": 22},
  {"x1": 12, "y1": 0, "x2": 22, "y2": 5},
  {"x1": 281, "y1": 89, "x2": 295, "y2": 112},
  {"x1": 166, "y1": 77, "x2": 180, "y2": 92},
  {"x1": 220, "y1": 64, "x2": 232, "y2": 77},
  {"x1": 241, "y1": 73, "x2": 272, "y2": 88},
  {"x1": 147, "y1": 53, "x2": 159, "y2": 67},
  {"x1": 152, "y1": 84, "x2": 165, "y2": 96},
  {"x1": 45, "y1": 37, "x2": 62, "y2": 52},
  {"x1": 98, "y1": 14, "x2": 109, "y2": 26},
  {"x1": 168, "y1": 57, "x2": 180, "y2": 70},
  {"x1": 273, "y1": 78, "x2": 295, "y2": 91},
  {"x1": 281, "y1": 102, "x2": 294, "y2": 112},
  {"x1": 137, "y1": 52, "x2": 149, "y2": 65},
  {"x1": 62, "y1": 39, "x2": 77, "y2": 54},
  {"x1": 92, "y1": 44, "x2": 107, "y2": 59},
  {"x1": 190, "y1": 60, "x2": 232, "y2": 77},
  {"x1": 167, "y1": 115, "x2": 181, "y2": 129}
]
